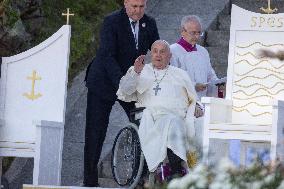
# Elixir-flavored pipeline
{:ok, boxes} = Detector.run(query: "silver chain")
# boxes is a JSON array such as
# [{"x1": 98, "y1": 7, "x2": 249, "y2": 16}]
[{"x1": 153, "y1": 66, "x2": 169, "y2": 85}]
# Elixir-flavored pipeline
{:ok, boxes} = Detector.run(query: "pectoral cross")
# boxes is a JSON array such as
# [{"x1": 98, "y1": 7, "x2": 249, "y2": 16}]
[
  {"x1": 153, "y1": 84, "x2": 161, "y2": 96},
  {"x1": 62, "y1": 8, "x2": 74, "y2": 25},
  {"x1": 260, "y1": 0, "x2": 278, "y2": 14},
  {"x1": 23, "y1": 70, "x2": 42, "y2": 100}
]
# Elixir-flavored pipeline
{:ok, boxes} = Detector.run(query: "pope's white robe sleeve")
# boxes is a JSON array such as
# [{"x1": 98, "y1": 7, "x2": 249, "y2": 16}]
[
  {"x1": 179, "y1": 70, "x2": 197, "y2": 139},
  {"x1": 117, "y1": 66, "x2": 138, "y2": 102}
]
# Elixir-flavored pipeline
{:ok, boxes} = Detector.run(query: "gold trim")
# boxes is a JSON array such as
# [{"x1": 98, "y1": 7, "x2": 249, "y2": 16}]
[
  {"x1": 235, "y1": 59, "x2": 267, "y2": 65},
  {"x1": 233, "y1": 102, "x2": 269, "y2": 109},
  {"x1": 233, "y1": 94, "x2": 273, "y2": 100},
  {"x1": 242, "y1": 141, "x2": 272, "y2": 144},
  {"x1": 234, "y1": 74, "x2": 284, "y2": 83},
  {"x1": 0, "y1": 141, "x2": 35, "y2": 144},
  {"x1": 24, "y1": 187, "x2": 69, "y2": 189},
  {"x1": 210, "y1": 129, "x2": 271, "y2": 133},
  {"x1": 234, "y1": 82, "x2": 284, "y2": 89},
  {"x1": 61, "y1": 8, "x2": 74, "y2": 25},
  {"x1": 210, "y1": 122, "x2": 270, "y2": 126},
  {"x1": 235, "y1": 59, "x2": 284, "y2": 70},
  {"x1": 0, "y1": 146, "x2": 34, "y2": 150},
  {"x1": 235, "y1": 67, "x2": 284, "y2": 76},
  {"x1": 23, "y1": 70, "x2": 42, "y2": 101},
  {"x1": 236, "y1": 52, "x2": 265, "y2": 59},
  {"x1": 232, "y1": 108, "x2": 272, "y2": 117},
  {"x1": 237, "y1": 42, "x2": 284, "y2": 48},
  {"x1": 233, "y1": 87, "x2": 284, "y2": 96},
  {"x1": 260, "y1": 0, "x2": 278, "y2": 14}
]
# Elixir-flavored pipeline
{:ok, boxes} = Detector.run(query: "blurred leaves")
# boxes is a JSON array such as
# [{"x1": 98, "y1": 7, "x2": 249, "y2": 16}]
[{"x1": 39, "y1": 0, "x2": 121, "y2": 81}]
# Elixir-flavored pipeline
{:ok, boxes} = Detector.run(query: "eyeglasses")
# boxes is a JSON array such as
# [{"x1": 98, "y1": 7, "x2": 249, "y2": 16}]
[{"x1": 183, "y1": 29, "x2": 204, "y2": 37}]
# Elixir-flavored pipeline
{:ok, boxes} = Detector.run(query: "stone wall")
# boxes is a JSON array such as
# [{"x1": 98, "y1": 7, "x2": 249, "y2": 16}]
[{"x1": 0, "y1": 0, "x2": 43, "y2": 56}]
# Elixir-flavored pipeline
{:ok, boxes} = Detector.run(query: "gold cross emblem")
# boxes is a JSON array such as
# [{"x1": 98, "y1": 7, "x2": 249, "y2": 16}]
[
  {"x1": 62, "y1": 8, "x2": 74, "y2": 25},
  {"x1": 260, "y1": 0, "x2": 278, "y2": 14},
  {"x1": 23, "y1": 70, "x2": 42, "y2": 100}
]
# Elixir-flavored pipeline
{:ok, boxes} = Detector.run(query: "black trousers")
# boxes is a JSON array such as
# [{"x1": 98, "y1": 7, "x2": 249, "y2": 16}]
[
  {"x1": 167, "y1": 148, "x2": 183, "y2": 176},
  {"x1": 83, "y1": 89, "x2": 134, "y2": 186}
]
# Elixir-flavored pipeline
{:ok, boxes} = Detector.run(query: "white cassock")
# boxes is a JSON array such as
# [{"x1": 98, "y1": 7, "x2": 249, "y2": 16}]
[
  {"x1": 117, "y1": 64, "x2": 197, "y2": 172},
  {"x1": 170, "y1": 43, "x2": 218, "y2": 100}
]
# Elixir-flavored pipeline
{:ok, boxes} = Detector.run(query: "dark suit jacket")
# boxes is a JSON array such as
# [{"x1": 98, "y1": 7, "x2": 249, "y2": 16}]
[{"x1": 85, "y1": 8, "x2": 159, "y2": 101}]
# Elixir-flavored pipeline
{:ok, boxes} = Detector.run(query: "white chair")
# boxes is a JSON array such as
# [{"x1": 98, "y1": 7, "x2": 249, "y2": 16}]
[
  {"x1": 0, "y1": 25, "x2": 71, "y2": 186},
  {"x1": 202, "y1": 5, "x2": 284, "y2": 164}
]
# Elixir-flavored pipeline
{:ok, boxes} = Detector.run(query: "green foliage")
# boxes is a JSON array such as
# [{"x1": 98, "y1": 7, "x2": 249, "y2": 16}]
[
  {"x1": 3, "y1": 0, "x2": 20, "y2": 27},
  {"x1": 2, "y1": 157, "x2": 14, "y2": 173},
  {"x1": 39, "y1": 0, "x2": 122, "y2": 81}
]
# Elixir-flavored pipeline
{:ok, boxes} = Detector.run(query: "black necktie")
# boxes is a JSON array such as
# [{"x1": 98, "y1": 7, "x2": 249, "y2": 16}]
[{"x1": 131, "y1": 21, "x2": 138, "y2": 49}]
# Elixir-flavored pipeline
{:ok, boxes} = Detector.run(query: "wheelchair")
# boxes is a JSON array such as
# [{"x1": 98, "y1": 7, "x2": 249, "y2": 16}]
[
  {"x1": 111, "y1": 107, "x2": 146, "y2": 189},
  {"x1": 111, "y1": 107, "x2": 190, "y2": 188}
]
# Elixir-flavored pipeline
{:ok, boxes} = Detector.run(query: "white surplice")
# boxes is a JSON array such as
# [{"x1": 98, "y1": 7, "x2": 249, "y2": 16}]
[
  {"x1": 117, "y1": 64, "x2": 197, "y2": 172},
  {"x1": 170, "y1": 43, "x2": 218, "y2": 100}
]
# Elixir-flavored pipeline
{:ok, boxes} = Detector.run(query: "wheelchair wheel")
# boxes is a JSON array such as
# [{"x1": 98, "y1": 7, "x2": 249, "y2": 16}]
[{"x1": 111, "y1": 123, "x2": 144, "y2": 188}]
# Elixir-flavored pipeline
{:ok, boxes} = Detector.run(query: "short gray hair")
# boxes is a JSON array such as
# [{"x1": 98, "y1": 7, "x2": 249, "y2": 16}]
[
  {"x1": 180, "y1": 15, "x2": 203, "y2": 30},
  {"x1": 151, "y1": 39, "x2": 170, "y2": 52}
]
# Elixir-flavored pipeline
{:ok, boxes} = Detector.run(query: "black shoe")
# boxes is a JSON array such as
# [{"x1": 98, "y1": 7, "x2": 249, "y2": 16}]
[{"x1": 83, "y1": 183, "x2": 100, "y2": 187}]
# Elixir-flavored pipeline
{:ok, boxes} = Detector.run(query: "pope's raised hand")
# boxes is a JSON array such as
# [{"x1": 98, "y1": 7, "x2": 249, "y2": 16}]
[{"x1": 134, "y1": 55, "x2": 145, "y2": 74}]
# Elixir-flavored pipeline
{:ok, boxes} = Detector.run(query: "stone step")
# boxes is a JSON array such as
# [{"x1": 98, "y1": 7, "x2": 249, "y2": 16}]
[
  {"x1": 222, "y1": 2, "x2": 232, "y2": 15},
  {"x1": 155, "y1": 13, "x2": 225, "y2": 32},
  {"x1": 207, "y1": 47, "x2": 229, "y2": 65},
  {"x1": 61, "y1": 159, "x2": 83, "y2": 185},
  {"x1": 99, "y1": 178, "x2": 121, "y2": 188},
  {"x1": 158, "y1": 29, "x2": 179, "y2": 45},
  {"x1": 155, "y1": 14, "x2": 185, "y2": 30},
  {"x1": 210, "y1": 56, "x2": 228, "y2": 68},
  {"x1": 212, "y1": 63, "x2": 227, "y2": 78},
  {"x1": 100, "y1": 160, "x2": 112, "y2": 179},
  {"x1": 145, "y1": 0, "x2": 161, "y2": 14},
  {"x1": 217, "y1": 14, "x2": 231, "y2": 31},
  {"x1": 206, "y1": 47, "x2": 229, "y2": 78},
  {"x1": 63, "y1": 142, "x2": 84, "y2": 160},
  {"x1": 153, "y1": 0, "x2": 229, "y2": 15},
  {"x1": 206, "y1": 30, "x2": 230, "y2": 47},
  {"x1": 61, "y1": 159, "x2": 120, "y2": 187},
  {"x1": 211, "y1": 59, "x2": 228, "y2": 78}
]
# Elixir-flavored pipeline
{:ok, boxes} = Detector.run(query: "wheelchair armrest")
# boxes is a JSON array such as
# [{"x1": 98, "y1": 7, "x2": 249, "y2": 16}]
[
  {"x1": 201, "y1": 97, "x2": 233, "y2": 123},
  {"x1": 129, "y1": 107, "x2": 145, "y2": 123}
]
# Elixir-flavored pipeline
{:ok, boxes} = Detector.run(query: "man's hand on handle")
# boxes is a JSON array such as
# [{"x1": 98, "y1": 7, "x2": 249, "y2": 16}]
[
  {"x1": 195, "y1": 83, "x2": 207, "y2": 92},
  {"x1": 194, "y1": 103, "x2": 204, "y2": 118},
  {"x1": 134, "y1": 55, "x2": 145, "y2": 74}
]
